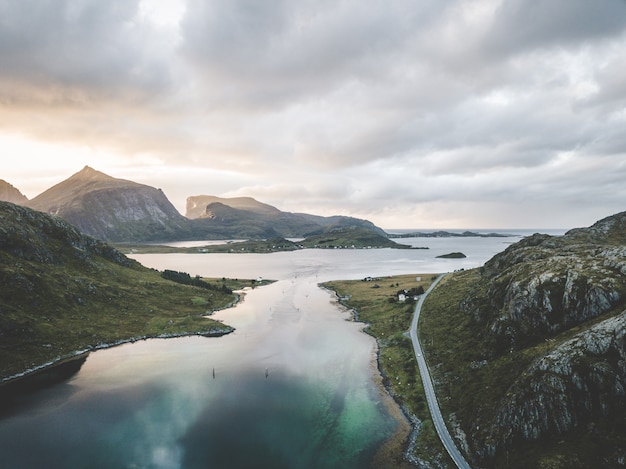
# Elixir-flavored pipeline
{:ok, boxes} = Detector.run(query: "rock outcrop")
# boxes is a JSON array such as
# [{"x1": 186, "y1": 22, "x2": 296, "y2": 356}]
[
  {"x1": 473, "y1": 213, "x2": 626, "y2": 352},
  {"x1": 435, "y1": 211, "x2": 626, "y2": 467},
  {"x1": 482, "y1": 310, "x2": 626, "y2": 465},
  {"x1": 0, "y1": 180, "x2": 28, "y2": 205}
]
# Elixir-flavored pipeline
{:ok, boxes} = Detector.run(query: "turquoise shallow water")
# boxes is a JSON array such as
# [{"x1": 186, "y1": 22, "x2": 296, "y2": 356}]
[{"x1": 0, "y1": 338, "x2": 394, "y2": 469}]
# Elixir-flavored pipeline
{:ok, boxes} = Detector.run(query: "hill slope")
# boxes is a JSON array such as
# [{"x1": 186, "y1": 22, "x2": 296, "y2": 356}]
[
  {"x1": 23, "y1": 168, "x2": 387, "y2": 242},
  {"x1": 187, "y1": 194, "x2": 387, "y2": 238},
  {"x1": 0, "y1": 180, "x2": 28, "y2": 205},
  {"x1": 420, "y1": 211, "x2": 626, "y2": 467},
  {"x1": 25, "y1": 166, "x2": 193, "y2": 242},
  {"x1": 0, "y1": 201, "x2": 236, "y2": 381}
]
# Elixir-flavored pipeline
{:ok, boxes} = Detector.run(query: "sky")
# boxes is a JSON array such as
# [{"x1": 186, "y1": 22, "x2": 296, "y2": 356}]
[{"x1": 1, "y1": 0, "x2": 625, "y2": 230}]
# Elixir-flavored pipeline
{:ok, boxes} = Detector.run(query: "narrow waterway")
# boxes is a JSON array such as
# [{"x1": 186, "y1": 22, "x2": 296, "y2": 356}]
[{"x1": 0, "y1": 235, "x2": 531, "y2": 468}]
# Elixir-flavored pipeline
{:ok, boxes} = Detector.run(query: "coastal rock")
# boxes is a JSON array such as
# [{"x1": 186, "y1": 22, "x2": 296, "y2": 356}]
[{"x1": 479, "y1": 310, "x2": 626, "y2": 462}]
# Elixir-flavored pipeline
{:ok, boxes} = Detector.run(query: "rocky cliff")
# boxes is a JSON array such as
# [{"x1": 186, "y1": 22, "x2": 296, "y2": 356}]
[
  {"x1": 26, "y1": 166, "x2": 194, "y2": 242},
  {"x1": 475, "y1": 213, "x2": 626, "y2": 351},
  {"x1": 422, "y1": 211, "x2": 626, "y2": 468},
  {"x1": 487, "y1": 311, "x2": 626, "y2": 465}
]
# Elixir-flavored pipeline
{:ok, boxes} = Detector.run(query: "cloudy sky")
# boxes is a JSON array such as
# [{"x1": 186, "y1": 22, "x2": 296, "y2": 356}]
[{"x1": 1, "y1": 0, "x2": 625, "y2": 229}]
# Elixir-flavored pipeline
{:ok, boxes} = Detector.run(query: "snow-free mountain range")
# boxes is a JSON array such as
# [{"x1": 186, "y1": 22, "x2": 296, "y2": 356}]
[{"x1": 2, "y1": 166, "x2": 384, "y2": 243}]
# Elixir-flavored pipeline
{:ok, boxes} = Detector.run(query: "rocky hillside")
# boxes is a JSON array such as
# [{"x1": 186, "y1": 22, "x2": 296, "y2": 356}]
[
  {"x1": 0, "y1": 201, "x2": 235, "y2": 381},
  {"x1": 25, "y1": 166, "x2": 193, "y2": 242},
  {"x1": 187, "y1": 194, "x2": 387, "y2": 239},
  {"x1": 0, "y1": 180, "x2": 28, "y2": 205},
  {"x1": 420, "y1": 211, "x2": 626, "y2": 468},
  {"x1": 20, "y1": 168, "x2": 386, "y2": 242}
]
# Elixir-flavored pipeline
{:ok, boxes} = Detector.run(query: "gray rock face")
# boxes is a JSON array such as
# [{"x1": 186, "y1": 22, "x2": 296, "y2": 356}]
[
  {"x1": 26, "y1": 166, "x2": 193, "y2": 242},
  {"x1": 479, "y1": 310, "x2": 626, "y2": 460},
  {"x1": 455, "y1": 211, "x2": 626, "y2": 466},
  {"x1": 475, "y1": 223, "x2": 626, "y2": 350}
]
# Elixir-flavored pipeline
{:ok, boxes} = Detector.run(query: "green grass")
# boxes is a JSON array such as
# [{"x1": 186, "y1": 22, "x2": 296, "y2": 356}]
[
  {"x1": 420, "y1": 268, "x2": 626, "y2": 468},
  {"x1": 322, "y1": 274, "x2": 454, "y2": 467},
  {"x1": 0, "y1": 252, "x2": 267, "y2": 381}
]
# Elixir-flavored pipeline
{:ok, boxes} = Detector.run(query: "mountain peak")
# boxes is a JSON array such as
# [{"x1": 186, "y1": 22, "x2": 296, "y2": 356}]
[{"x1": 70, "y1": 166, "x2": 115, "y2": 182}]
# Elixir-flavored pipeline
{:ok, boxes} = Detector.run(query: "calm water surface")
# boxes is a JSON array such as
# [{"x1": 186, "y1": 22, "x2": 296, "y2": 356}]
[{"x1": 0, "y1": 234, "x2": 536, "y2": 468}]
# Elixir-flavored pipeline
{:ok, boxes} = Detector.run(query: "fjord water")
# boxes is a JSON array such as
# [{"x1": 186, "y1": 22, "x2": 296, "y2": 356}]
[{"x1": 0, "y1": 235, "x2": 531, "y2": 468}]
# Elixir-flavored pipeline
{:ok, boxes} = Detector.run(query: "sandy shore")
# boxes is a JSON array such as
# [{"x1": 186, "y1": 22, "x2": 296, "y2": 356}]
[{"x1": 369, "y1": 344, "x2": 419, "y2": 469}]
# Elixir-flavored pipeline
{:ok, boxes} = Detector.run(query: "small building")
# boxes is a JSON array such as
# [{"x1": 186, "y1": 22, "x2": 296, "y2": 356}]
[{"x1": 398, "y1": 293, "x2": 407, "y2": 303}]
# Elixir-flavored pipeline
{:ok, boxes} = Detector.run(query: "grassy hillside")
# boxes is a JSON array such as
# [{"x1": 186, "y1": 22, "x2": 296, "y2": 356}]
[
  {"x1": 0, "y1": 201, "x2": 257, "y2": 381},
  {"x1": 419, "y1": 212, "x2": 626, "y2": 468}
]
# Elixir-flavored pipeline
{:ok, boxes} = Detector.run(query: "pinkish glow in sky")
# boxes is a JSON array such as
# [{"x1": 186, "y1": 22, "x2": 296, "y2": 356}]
[{"x1": 1, "y1": 0, "x2": 626, "y2": 229}]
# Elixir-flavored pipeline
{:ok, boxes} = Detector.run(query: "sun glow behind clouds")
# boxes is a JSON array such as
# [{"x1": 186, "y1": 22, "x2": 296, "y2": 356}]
[
  {"x1": 0, "y1": 132, "x2": 158, "y2": 198},
  {"x1": 138, "y1": 0, "x2": 186, "y2": 28}
]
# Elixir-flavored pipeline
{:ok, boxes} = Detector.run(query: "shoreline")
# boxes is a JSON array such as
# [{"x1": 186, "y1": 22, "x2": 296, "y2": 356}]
[
  {"x1": 0, "y1": 326, "x2": 235, "y2": 387},
  {"x1": 369, "y1": 342, "x2": 419, "y2": 469},
  {"x1": 322, "y1": 284, "x2": 420, "y2": 468},
  {"x1": 0, "y1": 292, "x2": 244, "y2": 387}
]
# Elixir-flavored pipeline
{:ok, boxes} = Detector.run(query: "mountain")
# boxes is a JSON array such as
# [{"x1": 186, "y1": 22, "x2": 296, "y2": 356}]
[
  {"x1": 187, "y1": 195, "x2": 280, "y2": 218},
  {"x1": 187, "y1": 195, "x2": 387, "y2": 239},
  {"x1": 26, "y1": 166, "x2": 193, "y2": 242},
  {"x1": 0, "y1": 180, "x2": 28, "y2": 205},
  {"x1": 420, "y1": 211, "x2": 626, "y2": 467},
  {"x1": 22, "y1": 168, "x2": 386, "y2": 242},
  {"x1": 0, "y1": 201, "x2": 235, "y2": 381}
]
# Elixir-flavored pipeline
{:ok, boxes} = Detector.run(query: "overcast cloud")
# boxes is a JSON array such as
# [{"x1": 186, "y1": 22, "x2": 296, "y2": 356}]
[{"x1": 1, "y1": 0, "x2": 625, "y2": 229}]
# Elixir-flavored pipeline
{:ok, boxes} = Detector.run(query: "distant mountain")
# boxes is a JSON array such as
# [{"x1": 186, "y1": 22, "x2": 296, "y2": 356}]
[
  {"x1": 26, "y1": 166, "x2": 194, "y2": 242},
  {"x1": 187, "y1": 195, "x2": 387, "y2": 239},
  {"x1": 23, "y1": 167, "x2": 387, "y2": 243},
  {"x1": 0, "y1": 180, "x2": 28, "y2": 205},
  {"x1": 187, "y1": 195, "x2": 280, "y2": 218},
  {"x1": 422, "y1": 210, "x2": 626, "y2": 467},
  {"x1": 389, "y1": 230, "x2": 513, "y2": 238}
]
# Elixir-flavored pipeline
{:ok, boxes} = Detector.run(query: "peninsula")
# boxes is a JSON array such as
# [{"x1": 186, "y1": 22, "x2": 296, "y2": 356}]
[{"x1": 0, "y1": 201, "x2": 271, "y2": 383}]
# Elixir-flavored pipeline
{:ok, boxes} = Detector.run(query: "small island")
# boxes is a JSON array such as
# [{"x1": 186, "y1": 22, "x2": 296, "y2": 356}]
[{"x1": 436, "y1": 252, "x2": 467, "y2": 258}]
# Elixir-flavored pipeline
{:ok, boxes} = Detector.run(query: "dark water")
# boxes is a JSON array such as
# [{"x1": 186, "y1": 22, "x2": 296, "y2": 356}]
[{"x1": 0, "y1": 237, "x2": 521, "y2": 468}]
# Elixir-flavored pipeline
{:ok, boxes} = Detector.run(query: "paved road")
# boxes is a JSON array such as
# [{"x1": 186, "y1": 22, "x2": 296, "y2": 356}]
[{"x1": 410, "y1": 274, "x2": 472, "y2": 469}]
